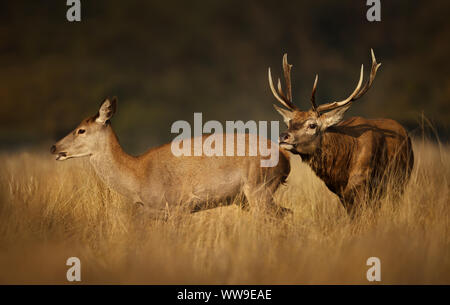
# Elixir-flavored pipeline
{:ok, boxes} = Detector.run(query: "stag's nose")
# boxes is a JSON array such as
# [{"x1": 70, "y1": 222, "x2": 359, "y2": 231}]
[
  {"x1": 50, "y1": 145, "x2": 56, "y2": 154},
  {"x1": 280, "y1": 132, "x2": 291, "y2": 142}
]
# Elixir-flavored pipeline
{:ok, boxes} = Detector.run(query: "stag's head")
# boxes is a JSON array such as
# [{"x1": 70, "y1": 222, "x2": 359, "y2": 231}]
[
  {"x1": 51, "y1": 97, "x2": 117, "y2": 160},
  {"x1": 268, "y1": 49, "x2": 381, "y2": 155}
]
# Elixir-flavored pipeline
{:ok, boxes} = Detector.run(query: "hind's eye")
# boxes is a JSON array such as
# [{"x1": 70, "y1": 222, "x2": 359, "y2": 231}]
[
  {"x1": 309, "y1": 123, "x2": 317, "y2": 129},
  {"x1": 78, "y1": 129, "x2": 85, "y2": 134}
]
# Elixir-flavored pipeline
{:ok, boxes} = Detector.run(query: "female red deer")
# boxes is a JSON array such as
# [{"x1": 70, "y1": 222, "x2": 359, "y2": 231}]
[
  {"x1": 51, "y1": 97, "x2": 291, "y2": 219},
  {"x1": 268, "y1": 50, "x2": 414, "y2": 216}
]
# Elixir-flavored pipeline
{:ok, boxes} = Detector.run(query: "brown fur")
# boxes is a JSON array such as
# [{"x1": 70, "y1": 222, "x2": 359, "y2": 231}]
[
  {"x1": 51, "y1": 98, "x2": 292, "y2": 219},
  {"x1": 287, "y1": 115, "x2": 414, "y2": 215},
  {"x1": 270, "y1": 50, "x2": 414, "y2": 216}
]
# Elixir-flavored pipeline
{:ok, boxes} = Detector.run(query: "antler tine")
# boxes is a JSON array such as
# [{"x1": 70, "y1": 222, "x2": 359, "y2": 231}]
[
  {"x1": 277, "y1": 78, "x2": 286, "y2": 100},
  {"x1": 268, "y1": 68, "x2": 292, "y2": 109},
  {"x1": 316, "y1": 64, "x2": 364, "y2": 113},
  {"x1": 353, "y1": 48, "x2": 382, "y2": 100},
  {"x1": 316, "y1": 49, "x2": 381, "y2": 114},
  {"x1": 311, "y1": 74, "x2": 318, "y2": 112},
  {"x1": 267, "y1": 54, "x2": 298, "y2": 110},
  {"x1": 282, "y1": 54, "x2": 293, "y2": 103}
]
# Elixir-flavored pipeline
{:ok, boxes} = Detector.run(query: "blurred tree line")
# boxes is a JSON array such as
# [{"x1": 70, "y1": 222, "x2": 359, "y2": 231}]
[{"x1": 0, "y1": 1, "x2": 449, "y2": 153}]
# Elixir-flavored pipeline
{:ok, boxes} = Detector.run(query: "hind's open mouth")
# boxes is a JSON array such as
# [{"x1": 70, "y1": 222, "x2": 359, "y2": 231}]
[{"x1": 55, "y1": 152, "x2": 68, "y2": 161}]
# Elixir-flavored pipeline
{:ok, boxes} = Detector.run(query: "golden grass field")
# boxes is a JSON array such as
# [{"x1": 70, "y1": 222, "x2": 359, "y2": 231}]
[{"x1": 0, "y1": 140, "x2": 449, "y2": 284}]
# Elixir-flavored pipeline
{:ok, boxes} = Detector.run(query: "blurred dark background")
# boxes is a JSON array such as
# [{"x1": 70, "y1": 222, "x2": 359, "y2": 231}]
[{"x1": 0, "y1": 1, "x2": 449, "y2": 153}]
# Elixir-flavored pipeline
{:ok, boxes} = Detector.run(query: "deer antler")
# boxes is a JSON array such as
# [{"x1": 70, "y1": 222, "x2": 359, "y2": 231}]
[
  {"x1": 268, "y1": 54, "x2": 298, "y2": 110},
  {"x1": 316, "y1": 49, "x2": 381, "y2": 113},
  {"x1": 310, "y1": 74, "x2": 318, "y2": 112},
  {"x1": 352, "y1": 49, "x2": 382, "y2": 99}
]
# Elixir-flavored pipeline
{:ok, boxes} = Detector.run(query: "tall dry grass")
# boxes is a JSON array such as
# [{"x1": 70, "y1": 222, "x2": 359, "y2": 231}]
[{"x1": 0, "y1": 140, "x2": 449, "y2": 284}]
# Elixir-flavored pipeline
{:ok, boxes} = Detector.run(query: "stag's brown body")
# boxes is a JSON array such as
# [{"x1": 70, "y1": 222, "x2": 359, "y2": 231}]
[
  {"x1": 268, "y1": 50, "x2": 414, "y2": 215},
  {"x1": 298, "y1": 116, "x2": 413, "y2": 211}
]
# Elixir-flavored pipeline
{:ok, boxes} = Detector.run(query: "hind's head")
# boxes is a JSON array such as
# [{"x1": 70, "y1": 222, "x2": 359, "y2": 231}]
[{"x1": 50, "y1": 97, "x2": 117, "y2": 161}]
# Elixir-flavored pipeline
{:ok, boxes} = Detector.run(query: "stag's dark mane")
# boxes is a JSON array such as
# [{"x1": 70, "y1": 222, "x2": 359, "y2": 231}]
[{"x1": 297, "y1": 116, "x2": 414, "y2": 207}]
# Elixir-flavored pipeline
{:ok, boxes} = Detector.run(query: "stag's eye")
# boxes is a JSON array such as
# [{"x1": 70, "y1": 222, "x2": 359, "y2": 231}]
[
  {"x1": 308, "y1": 123, "x2": 317, "y2": 129},
  {"x1": 77, "y1": 129, "x2": 86, "y2": 134}
]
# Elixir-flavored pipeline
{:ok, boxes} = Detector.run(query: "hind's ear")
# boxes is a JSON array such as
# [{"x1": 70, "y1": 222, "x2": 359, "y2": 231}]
[{"x1": 96, "y1": 97, "x2": 117, "y2": 124}]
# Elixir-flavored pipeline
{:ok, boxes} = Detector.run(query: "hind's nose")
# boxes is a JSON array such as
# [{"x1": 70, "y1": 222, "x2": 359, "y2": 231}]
[{"x1": 50, "y1": 145, "x2": 56, "y2": 154}]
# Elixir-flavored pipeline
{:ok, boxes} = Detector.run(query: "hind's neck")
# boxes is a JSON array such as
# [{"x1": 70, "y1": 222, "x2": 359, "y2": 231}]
[{"x1": 89, "y1": 127, "x2": 142, "y2": 202}]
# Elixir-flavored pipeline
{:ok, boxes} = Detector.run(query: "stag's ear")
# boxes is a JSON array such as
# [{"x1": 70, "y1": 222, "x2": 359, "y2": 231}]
[
  {"x1": 96, "y1": 97, "x2": 117, "y2": 125},
  {"x1": 319, "y1": 104, "x2": 351, "y2": 129},
  {"x1": 273, "y1": 104, "x2": 294, "y2": 126}
]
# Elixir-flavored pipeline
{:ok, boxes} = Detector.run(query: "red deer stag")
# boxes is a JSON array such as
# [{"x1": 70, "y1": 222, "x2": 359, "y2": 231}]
[
  {"x1": 268, "y1": 50, "x2": 414, "y2": 215},
  {"x1": 51, "y1": 97, "x2": 292, "y2": 219}
]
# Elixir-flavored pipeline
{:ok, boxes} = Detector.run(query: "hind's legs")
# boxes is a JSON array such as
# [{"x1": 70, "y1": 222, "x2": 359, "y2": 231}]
[{"x1": 243, "y1": 183, "x2": 292, "y2": 218}]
